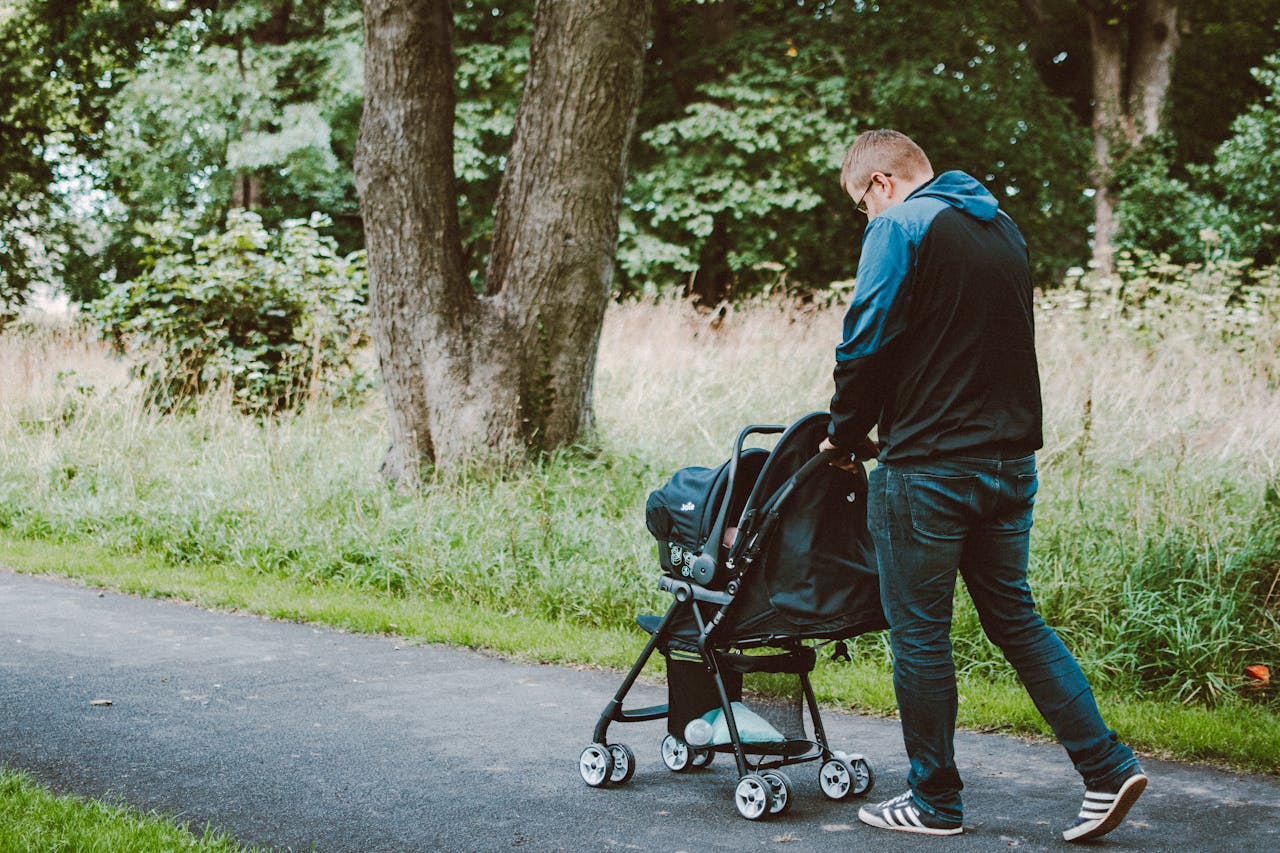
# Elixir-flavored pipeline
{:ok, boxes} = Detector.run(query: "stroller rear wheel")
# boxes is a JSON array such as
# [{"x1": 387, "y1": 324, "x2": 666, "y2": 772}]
[
  {"x1": 690, "y1": 747, "x2": 715, "y2": 768},
  {"x1": 661, "y1": 734, "x2": 692, "y2": 772}
]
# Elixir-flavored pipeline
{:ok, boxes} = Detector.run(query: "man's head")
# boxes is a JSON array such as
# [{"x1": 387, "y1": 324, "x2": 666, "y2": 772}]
[{"x1": 840, "y1": 129, "x2": 934, "y2": 219}]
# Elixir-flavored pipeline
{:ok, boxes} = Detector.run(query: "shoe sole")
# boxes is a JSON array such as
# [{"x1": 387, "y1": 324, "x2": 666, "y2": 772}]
[
  {"x1": 858, "y1": 805, "x2": 963, "y2": 836},
  {"x1": 1063, "y1": 773, "x2": 1148, "y2": 842}
]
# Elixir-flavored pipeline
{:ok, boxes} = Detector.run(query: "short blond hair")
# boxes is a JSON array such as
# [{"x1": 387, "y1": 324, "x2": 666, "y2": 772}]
[{"x1": 840, "y1": 129, "x2": 933, "y2": 194}]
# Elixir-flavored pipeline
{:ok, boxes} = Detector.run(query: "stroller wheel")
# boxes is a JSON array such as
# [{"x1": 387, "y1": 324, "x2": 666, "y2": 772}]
[
  {"x1": 760, "y1": 769, "x2": 793, "y2": 816},
  {"x1": 607, "y1": 743, "x2": 636, "y2": 785},
  {"x1": 848, "y1": 755, "x2": 875, "y2": 796},
  {"x1": 690, "y1": 747, "x2": 715, "y2": 769},
  {"x1": 579, "y1": 743, "x2": 613, "y2": 788},
  {"x1": 734, "y1": 773, "x2": 773, "y2": 820},
  {"x1": 819, "y1": 754, "x2": 875, "y2": 800},
  {"x1": 661, "y1": 734, "x2": 692, "y2": 772}
]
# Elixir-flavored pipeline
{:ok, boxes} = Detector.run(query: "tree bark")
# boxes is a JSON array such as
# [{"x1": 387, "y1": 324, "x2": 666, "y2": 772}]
[
  {"x1": 356, "y1": 0, "x2": 650, "y2": 484},
  {"x1": 1079, "y1": 0, "x2": 1179, "y2": 275}
]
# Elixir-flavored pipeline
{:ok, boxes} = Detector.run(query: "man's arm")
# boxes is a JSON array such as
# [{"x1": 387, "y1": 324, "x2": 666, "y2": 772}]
[{"x1": 827, "y1": 218, "x2": 913, "y2": 451}]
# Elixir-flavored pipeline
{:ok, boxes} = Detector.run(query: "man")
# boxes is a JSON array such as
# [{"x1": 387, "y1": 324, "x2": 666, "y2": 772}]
[{"x1": 819, "y1": 129, "x2": 1146, "y2": 841}]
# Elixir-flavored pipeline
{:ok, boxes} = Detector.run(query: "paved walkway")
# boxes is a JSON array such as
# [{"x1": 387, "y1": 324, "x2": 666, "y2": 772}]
[{"x1": 2, "y1": 570, "x2": 1278, "y2": 852}]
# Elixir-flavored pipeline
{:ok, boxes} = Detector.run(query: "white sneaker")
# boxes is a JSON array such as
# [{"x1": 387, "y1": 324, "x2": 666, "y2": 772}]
[
  {"x1": 1063, "y1": 768, "x2": 1148, "y2": 842},
  {"x1": 858, "y1": 790, "x2": 963, "y2": 836}
]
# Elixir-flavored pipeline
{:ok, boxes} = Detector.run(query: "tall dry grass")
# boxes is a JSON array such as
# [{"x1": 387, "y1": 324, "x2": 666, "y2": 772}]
[{"x1": 1, "y1": 290, "x2": 1277, "y2": 705}]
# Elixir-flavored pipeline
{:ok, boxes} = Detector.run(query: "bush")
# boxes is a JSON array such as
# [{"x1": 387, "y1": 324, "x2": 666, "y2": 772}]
[
  {"x1": 1199, "y1": 50, "x2": 1280, "y2": 265},
  {"x1": 1116, "y1": 49, "x2": 1280, "y2": 266},
  {"x1": 93, "y1": 211, "x2": 368, "y2": 414}
]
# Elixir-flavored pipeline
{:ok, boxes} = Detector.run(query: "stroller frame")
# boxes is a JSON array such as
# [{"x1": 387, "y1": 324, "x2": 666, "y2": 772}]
[{"x1": 578, "y1": 420, "x2": 877, "y2": 820}]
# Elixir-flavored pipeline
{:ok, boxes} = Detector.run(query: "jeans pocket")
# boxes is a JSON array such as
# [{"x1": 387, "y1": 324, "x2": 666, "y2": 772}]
[
  {"x1": 902, "y1": 473, "x2": 978, "y2": 539},
  {"x1": 992, "y1": 472, "x2": 1038, "y2": 534}
]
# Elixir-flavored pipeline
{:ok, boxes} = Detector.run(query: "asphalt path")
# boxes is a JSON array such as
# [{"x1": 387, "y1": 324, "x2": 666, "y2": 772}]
[{"x1": 2, "y1": 569, "x2": 1278, "y2": 852}]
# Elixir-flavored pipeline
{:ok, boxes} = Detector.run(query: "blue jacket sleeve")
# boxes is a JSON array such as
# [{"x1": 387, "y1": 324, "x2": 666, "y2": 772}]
[{"x1": 828, "y1": 218, "x2": 913, "y2": 450}]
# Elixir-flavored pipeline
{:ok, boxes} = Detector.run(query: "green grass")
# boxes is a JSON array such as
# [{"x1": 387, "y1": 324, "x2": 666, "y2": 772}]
[
  {"x1": 1, "y1": 298, "x2": 1278, "y2": 777},
  {"x1": 0, "y1": 767, "x2": 262, "y2": 853},
  {"x1": 3, "y1": 534, "x2": 1278, "y2": 774}
]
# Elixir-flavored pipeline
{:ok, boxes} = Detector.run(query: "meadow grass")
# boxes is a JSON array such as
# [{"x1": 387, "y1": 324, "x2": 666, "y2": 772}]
[
  {"x1": 1, "y1": 296, "x2": 1278, "y2": 773},
  {"x1": 0, "y1": 767, "x2": 261, "y2": 853}
]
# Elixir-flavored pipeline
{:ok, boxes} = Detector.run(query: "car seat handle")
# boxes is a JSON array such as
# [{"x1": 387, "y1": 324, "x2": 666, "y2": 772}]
[{"x1": 699, "y1": 424, "x2": 786, "y2": 582}]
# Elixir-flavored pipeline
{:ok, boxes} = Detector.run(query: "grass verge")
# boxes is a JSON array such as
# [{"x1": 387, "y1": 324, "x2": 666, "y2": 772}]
[
  {"x1": 0, "y1": 767, "x2": 261, "y2": 853},
  {"x1": 5, "y1": 535, "x2": 1278, "y2": 776}
]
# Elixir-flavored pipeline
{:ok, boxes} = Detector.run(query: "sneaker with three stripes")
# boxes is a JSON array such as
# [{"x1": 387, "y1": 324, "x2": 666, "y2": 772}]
[
  {"x1": 1062, "y1": 766, "x2": 1148, "y2": 842},
  {"x1": 857, "y1": 790, "x2": 964, "y2": 836}
]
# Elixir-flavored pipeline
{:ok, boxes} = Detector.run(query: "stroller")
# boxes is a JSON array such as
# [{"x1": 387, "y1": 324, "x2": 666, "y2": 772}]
[{"x1": 577, "y1": 412, "x2": 889, "y2": 820}]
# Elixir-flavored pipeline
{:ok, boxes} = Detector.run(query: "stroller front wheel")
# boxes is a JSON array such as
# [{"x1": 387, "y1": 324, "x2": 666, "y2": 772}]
[
  {"x1": 760, "y1": 769, "x2": 793, "y2": 816},
  {"x1": 607, "y1": 743, "x2": 636, "y2": 785},
  {"x1": 819, "y1": 754, "x2": 875, "y2": 800},
  {"x1": 579, "y1": 743, "x2": 614, "y2": 788},
  {"x1": 734, "y1": 773, "x2": 773, "y2": 820}
]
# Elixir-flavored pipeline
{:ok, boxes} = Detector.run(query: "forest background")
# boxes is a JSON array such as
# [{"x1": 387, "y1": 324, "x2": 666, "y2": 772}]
[{"x1": 2, "y1": 0, "x2": 1279, "y2": 779}]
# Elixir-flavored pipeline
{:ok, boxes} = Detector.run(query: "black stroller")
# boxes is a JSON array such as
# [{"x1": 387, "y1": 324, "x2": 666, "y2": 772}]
[{"x1": 577, "y1": 412, "x2": 889, "y2": 820}]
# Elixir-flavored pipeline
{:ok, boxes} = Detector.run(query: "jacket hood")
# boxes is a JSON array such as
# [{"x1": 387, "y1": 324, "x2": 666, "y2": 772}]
[{"x1": 910, "y1": 170, "x2": 999, "y2": 222}]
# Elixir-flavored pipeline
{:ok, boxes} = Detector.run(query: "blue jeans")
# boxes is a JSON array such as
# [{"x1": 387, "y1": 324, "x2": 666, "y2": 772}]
[{"x1": 866, "y1": 454, "x2": 1137, "y2": 824}]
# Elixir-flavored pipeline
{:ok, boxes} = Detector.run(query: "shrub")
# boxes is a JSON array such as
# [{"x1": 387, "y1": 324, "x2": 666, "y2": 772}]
[
  {"x1": 1116, "y1": 49, "x2": 1280, "y2": 266},
  {"x1": 92, "y1": 211, "x2": 368, "y2": 414}
]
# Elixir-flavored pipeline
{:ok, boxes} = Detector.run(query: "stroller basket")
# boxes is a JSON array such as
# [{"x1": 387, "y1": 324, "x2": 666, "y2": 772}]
[{"x1": 578, "y1": 412, "x2": 888, "y2": 821}]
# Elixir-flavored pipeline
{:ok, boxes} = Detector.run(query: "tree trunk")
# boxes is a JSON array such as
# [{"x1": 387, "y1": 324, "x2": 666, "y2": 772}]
[
  {"x1": 1128, "y1": 0, "x2": 1179, "y2": 139},
  {"x1": 1079, "y1": 0, "x2": 1179, "y2": 275},
  {"x1": 1085, "y1": 6, "x2": 1125, "y2": 276},
  {"x1": 356, "y1": 0, "x2": 650, "y2": 485}
]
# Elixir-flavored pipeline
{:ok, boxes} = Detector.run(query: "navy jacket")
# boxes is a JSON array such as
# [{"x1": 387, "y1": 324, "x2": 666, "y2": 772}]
[{"x1": 829, "y1": 170, "x2": 1043, "y2": 462}]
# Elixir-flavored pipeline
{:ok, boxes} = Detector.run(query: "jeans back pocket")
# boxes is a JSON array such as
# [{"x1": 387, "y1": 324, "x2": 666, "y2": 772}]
[{"x1": 902, "y1": 473, "x2": 979, "y2": 540}]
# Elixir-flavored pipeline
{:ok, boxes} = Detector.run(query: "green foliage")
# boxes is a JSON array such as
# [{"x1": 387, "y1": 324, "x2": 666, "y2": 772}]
[
  {"x1": 1166, "y1": 0, "x2": 1280, "y2": 167},
  {"x1": 1197, "y1": 50, "x2": 1280, "y2": 265},
  {"x1": 1112, "y1": 141, "x2": 1214, "y2": 265},
  {"x1": 622, "y1": 1, "x2": 1092, "y2": 298},
  {"x1": 96, "y1": 2, "x2": 365, "y2": 291},
  {"x1": 1117, "y1": 45, "x2": 1280, "y2": 267},
  {"x1": 91, "y1": 211, "x2": 368, "y2": 414},
  {"x1": 6, "y1": 0, "x2": 1280, "y2": 307},
  {"x1": 452, "y1": 3, "x2": 532, "y2": 288},
  {"x1": 0, "y1": 0, "x2": 193, "y2": 305},
  {"x1": 622, "y1": 57, "x2": 849, "y2": 297}
]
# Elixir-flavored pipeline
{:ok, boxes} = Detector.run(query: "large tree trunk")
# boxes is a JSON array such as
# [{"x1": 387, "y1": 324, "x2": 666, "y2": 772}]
[
  {"x1": 356, "y1": 0, "x2": 650, "y2": 485},
  {"x1": 1079, "y1": 0, "x2": 1179, "y2": 275}
]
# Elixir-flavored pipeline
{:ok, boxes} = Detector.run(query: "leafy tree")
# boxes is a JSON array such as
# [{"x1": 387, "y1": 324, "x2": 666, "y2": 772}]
[
  {"x1": 1019, "y1": 0, "x2": 1280, "y2": 273},
  {"x1": 98, "y1": 1, "x2": 364, "y2": 291},
  {"x1": 1111, "y1": 141, "x2": 1211, "y2": 264},
  {"x1": 623, "y1": 0, "x2": 1090, "y2": 298},
  {"x1": 1163, "y1": 0, "x2": 1280, "y2": 170},
  {"x1": 1114, "y1": 42, "x2": 1280, "y2": 266},
  {"x1": 0, "y1": 0, "x2": 174, "y2": 309},
  {"x1": 0, "y1": 0, "x2": 364, "y2": 306}
]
